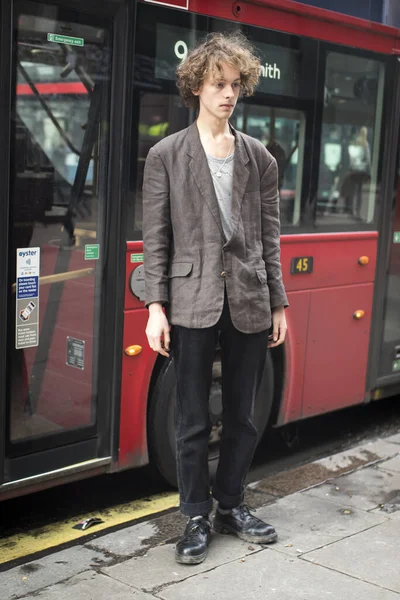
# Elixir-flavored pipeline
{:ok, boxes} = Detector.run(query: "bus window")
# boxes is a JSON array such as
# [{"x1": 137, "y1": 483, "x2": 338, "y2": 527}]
[
  {"x1": 230, "y1": 105, "x2": 305, "y2": 227},
  {"x1": 16, "y1": 61, "x2": 94, "y2": 189},
  {"x1": 316, "y1": 51, "x2": 385, "y2": 227},
  {"x1": 131, "y1": 5, "x2": 316, "y2": 238}
]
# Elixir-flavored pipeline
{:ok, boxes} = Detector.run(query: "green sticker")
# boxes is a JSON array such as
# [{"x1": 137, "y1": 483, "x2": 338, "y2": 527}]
[
  {"x1": 394, "y1": 232, "x2": 400, "y2": 244},
  {"x1": 85, "y1": 244, "x2": 99, "y2": 260},
  {"x1": 392, "y1": 360, "x2": 400, "y2": 372},
  {"x1": 47, "y1": 33, "x2": 84, "y2": 47},
  {"x1": 130, "y1": 253, "x2": 144, "y2": 263}
]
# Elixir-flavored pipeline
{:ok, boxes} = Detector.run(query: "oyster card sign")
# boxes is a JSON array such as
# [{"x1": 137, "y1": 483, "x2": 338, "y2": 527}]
[{"x1": 16, "y1": 248, "x2": 40, "y2": 349}]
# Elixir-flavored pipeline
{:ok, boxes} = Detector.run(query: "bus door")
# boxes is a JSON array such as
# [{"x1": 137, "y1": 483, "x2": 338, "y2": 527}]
[
  {"x1": 0, "y1": 0, "x2": 124, "y2": 491},
  {"x1": 377, "y1": 161, "x2": 400, "y2": 382},
  {"x1": 370, "y1": 56, "x2": 400, "y2": 394}
]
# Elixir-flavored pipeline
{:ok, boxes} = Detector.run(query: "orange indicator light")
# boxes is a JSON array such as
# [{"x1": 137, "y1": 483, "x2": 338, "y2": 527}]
[
  {"x1": 353, "y1": 310, "x2": 365, "y2": 320},
  {"x1": 124, "y1": 345, "x2": 143, "y2": 357}
]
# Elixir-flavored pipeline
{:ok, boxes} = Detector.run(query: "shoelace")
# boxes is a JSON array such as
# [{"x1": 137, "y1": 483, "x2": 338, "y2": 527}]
[
  {"x1": 236, "y1": 504, "x2": 256, "y2": 520},
  {"x1": 187, "y1": 519, "x2": 210, "y2": 538}
]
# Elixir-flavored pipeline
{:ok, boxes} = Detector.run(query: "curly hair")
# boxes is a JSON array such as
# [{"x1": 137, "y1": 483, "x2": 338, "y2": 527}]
[{"x1": 176, "y1": 32, "x2": 261, "y2": 110}]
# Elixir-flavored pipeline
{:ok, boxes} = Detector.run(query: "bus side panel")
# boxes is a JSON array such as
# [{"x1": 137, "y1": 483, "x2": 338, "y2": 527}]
[
  {"x1": 118, "y1": 308, "x2": 155, "y2": 469},
  {"x1": 302, "y1": 283, "x2": 374, "y2": 417},
  {"x1": 276, "y1": 234, "x2": 378, "y2": 425},
  {"x1": 275, "y1": 290, "x2": 311, "y2": 425},
  {"x1": 281, "y1": 233, "x2": 378, "y2": 292},
  {"x1": 191, "y1": 0, "x2": 398, "y2": 53}
]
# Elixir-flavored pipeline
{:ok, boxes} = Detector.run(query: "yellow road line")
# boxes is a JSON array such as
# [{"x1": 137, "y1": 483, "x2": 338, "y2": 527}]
[{"x1": 0, "y1": 491, "x2": 179, "y2": 565}]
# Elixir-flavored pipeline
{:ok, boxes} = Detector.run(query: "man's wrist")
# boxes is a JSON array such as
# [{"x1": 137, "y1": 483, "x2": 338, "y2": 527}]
[
  {"x1": 149, "y1": 302, "x2": 164, "y2": 313},
  {"x1": 272, "y1": 305, "x2": 285, "y2": 312}
]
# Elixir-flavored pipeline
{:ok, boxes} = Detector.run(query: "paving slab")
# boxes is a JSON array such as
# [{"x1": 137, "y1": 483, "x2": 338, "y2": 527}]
[
  {"x1": 315, "y1": 439, "x2": 399, "y2": 471},
  {"x1": 302, "y1": 519, "x2": 400, "y2": 594},
  {"x1": 157, "y1": 545, "x2": 398, "y2": 600},
  {"x1": 385, "y1": 433, "x2": 400, "y2": 445},
  {"x1": 3, "y1": 546, "x2": 113, "y2": 600},
  {"x1": 253, "y1": 439, "x2": 399, "y2": 497},
  {"x1": 21, "y1": 571, "x2": 155, "y2": 600},
  {"x1": 86, "y1": 521, "x2": 158, "y2": 558},
  {"x1": 303, "y1": 464, "x2": 400, "y2": 511},
  {"x1": 102, "y1": 531, "x2": 260, "y2": 593},
  {"x1": 254, "y1": 492, "x2": 387, "y2": 556},
  {"x1": 380, "y1": 454, "x2": 400, "y2": 473},
  {"x1": 4, "y1": 434, "x2": 400, "y2": 600},
  {"x1": 370, "y1": 507, "x2": 400, "y2": 520}
]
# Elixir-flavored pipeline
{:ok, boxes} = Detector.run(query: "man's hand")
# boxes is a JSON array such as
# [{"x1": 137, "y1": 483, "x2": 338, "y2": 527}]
[
  {"x1": 268, "y1": 306, "x2": 287, "y2": 348},
  {"x1": 146, "y1": 303, "x2": 171, "y2": 357}
]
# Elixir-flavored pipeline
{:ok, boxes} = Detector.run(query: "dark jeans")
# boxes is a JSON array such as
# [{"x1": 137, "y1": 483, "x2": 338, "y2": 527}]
[{"x1": 172, "y1": 293, "x2": 269, "y2": 517}]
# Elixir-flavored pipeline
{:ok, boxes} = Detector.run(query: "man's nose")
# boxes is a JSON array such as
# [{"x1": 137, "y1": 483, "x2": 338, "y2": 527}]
[{"x1": 224, "y1": 85, "x2": 235, "y2": 98}]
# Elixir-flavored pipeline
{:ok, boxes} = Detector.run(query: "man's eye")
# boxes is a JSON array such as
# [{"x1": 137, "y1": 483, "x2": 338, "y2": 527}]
[
  {"x1": 233, "y1": 83, "x2": 240, "y2": 89},
  {"x1": 217, "y1": 82, "x2": 224, "y2": 88}
]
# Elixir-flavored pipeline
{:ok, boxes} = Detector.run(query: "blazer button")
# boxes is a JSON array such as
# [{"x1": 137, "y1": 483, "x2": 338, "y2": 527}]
[{"x1": 221, "y1": 271, "x2": 226, "y2": 278}]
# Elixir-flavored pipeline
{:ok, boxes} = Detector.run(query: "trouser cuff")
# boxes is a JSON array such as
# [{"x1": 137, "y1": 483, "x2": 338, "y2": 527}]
[
  {"x1": 212, "y1": 485, "x2": 243, "y2": 509},
  {"x1": 180, "y1": 498, "x2": 213, "y2": 517}
]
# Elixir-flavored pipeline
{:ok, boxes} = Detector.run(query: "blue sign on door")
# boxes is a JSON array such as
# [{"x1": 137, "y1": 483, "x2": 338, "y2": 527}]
[{"x1": 17, "y1": 276, "x2": 39, "y2": 299}]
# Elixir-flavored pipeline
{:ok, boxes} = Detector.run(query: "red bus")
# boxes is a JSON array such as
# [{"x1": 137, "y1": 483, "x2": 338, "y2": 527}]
[{"x1": 1, "y1": 0, "x2": 400, "y2": 499}]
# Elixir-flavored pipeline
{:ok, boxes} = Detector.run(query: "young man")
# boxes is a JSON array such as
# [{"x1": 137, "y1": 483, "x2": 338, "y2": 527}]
[{"x1": 143, "y1": 32, "x2": 288, "y2": 565}]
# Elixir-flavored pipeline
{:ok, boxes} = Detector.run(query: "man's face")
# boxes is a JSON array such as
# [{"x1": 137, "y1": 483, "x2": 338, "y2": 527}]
[{"x1": 195, "y1": 62, "x2": 241, "y2": 120}]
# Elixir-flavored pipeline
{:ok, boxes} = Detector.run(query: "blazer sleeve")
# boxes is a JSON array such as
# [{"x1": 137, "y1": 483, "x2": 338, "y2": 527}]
[
  {"x1": 260, "y1": 157, "x2": 289, "y2": 309},
  {"x1": 142, "y1": 147, "x2": 172, "y2": 308}
]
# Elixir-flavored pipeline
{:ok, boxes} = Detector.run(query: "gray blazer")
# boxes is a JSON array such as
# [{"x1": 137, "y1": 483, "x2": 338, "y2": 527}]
[{"x1": 143, "y1": 122, "x2": 288, "y2": 334}]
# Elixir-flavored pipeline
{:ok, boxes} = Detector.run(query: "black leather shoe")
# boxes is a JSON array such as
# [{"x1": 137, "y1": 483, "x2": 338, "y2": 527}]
[
  {"x1": 175, "y1": 517, "x2": 211, "y2": 564},
  {"x1": 213, "y1": 504, "x2": 277, "y2": 544}
]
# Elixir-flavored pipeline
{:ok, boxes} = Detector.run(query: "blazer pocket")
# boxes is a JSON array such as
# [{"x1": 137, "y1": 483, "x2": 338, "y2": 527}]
[
  {"x1": 168, "y1": 262, "x2": 193, "y2": 278},
  {"x1": 256, "y1": 269, "x2": 267, "y2": 284}
]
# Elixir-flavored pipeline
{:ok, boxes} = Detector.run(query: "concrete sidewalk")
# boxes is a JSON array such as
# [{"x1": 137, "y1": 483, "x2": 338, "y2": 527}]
[{"x1": 4, "y1": 433, "x2": 400, "y2": 599}]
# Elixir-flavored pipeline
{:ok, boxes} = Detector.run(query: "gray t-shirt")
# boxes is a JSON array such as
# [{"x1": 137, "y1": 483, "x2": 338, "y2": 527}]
[{"x1": 206, "y1": 151, "x2": 234, "y2": 241}]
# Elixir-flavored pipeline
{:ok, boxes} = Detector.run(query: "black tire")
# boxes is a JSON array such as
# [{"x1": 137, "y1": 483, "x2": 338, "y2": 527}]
[{"x1": 147, "y1": 351, "x2": 275, "y2": 487}]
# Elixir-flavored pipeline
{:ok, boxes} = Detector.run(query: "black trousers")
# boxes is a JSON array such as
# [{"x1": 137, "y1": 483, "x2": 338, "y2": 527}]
[{"x1": 172, "y1": 293, "x2": 269, "y2": 517}]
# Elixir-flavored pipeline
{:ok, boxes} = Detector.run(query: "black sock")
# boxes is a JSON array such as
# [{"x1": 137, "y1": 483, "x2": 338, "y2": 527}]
[{"x1": 217, "y1": 504, "x2": 232, "y2": 513}]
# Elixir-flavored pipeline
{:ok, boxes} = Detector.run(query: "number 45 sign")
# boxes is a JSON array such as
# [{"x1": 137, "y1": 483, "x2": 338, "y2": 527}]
[{"x1": 290, "y1": 256, "x2": 314, "y2": 275}]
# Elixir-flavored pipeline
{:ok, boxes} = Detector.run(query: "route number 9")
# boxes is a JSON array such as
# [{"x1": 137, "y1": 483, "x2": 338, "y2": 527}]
[{"x1": 174, "y1": 40, "x2": 188, "y2": 60}]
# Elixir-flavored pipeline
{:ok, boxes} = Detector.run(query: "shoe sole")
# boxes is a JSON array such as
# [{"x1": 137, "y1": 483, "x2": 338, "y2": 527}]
[
  {"x1": 213, "y1": 523, "x2": 278, "y2": 544},
  {"x1": 175, "y1": 551, "x2": 207, "y2": 565}
]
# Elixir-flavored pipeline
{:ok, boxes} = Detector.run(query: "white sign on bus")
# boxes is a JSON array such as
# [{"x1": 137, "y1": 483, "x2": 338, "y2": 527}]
[{"x1": 174, "y1": 39, "x2": 281, "y2": 80}]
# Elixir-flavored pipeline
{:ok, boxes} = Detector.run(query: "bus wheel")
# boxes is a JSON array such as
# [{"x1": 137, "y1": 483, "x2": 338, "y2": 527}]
[{"x1": 148, "y1": 350, "x2": 274, "y2": 488}]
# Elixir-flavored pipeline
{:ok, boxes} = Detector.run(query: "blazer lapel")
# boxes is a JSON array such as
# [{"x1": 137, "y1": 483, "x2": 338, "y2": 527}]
[
  {"x1": 227, "y1": 126, "x2": 250, "y2": 245},
  {"x1": 187, "y1": 123, "x2": 224, "y2": 237}
]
